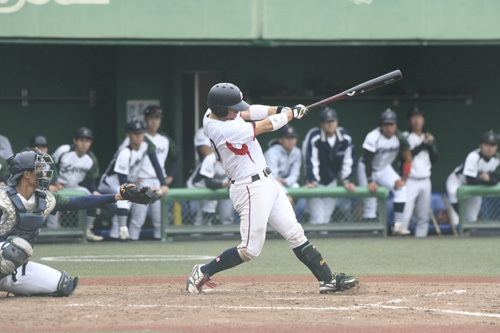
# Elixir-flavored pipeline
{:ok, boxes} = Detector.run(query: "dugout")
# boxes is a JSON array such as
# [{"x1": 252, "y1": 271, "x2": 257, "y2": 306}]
[{"x1": 1, "y1": 1, "x2": 499, "y2": 192}]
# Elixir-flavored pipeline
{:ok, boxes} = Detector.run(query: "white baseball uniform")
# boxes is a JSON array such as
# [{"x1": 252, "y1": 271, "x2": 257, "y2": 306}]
[
  {"x1": 358, "y1": 128, "x2": 409, "y2": 219},
  {"x1": 446, "y1": 149, "x2": 500, "y2": 223},
  {"x1": 186, "y1": 152, "x2": 235, "y2": 225},
  {"x1": 121, "y1": 133, "x2": 170, "y2": 240},
  {"x1": 401, "y1": 131, "x2": 437, "y2": 237},
  {"x1": 203, "y1": 109, "x2": 307, "y2": 258},
  {"x1": 0, "y1": 134, "x2": 13, "y2": 160}
]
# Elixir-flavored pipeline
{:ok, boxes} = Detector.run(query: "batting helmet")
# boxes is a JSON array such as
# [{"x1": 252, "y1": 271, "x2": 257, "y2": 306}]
[
  {"x1": 381, "y1": 108, "x2": 397, "y2": 124},
  {"x1": 126, "y1": 119, "x2": 146, "y2": 133},
  {"x1": 207, "y1": 83, "x2": 250, "y2": 118},
  {"x1": 7, "y1": 148, "x2": 54, "y2": 189}
]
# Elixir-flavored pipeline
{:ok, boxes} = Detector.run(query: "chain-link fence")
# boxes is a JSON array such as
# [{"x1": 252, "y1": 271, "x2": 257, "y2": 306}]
[
  {"x1": 457, "y1": 185, "x2": 500, "y2": 235},
  {"x1": 160, "y1": 187, "x2": 390, "y2": 241}
]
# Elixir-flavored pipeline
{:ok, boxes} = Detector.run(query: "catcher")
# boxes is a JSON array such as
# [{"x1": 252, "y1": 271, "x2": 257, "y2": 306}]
[{"x1": 0, "y1": 148, "x2": 160, "y2": 297}]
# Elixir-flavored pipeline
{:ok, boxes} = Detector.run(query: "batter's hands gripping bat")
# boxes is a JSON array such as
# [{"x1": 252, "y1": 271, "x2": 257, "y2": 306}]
[{"x1": 306, "y1": 70, "x2": 403, "y2": 110}]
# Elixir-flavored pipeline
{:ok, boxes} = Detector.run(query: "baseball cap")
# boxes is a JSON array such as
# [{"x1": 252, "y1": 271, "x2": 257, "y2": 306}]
[
  {"x1": 74, "y1": 127, "x2": 94, "y2": 140},
  {"x1": 279, "y1": 124, "x2": 298, "y2": 138},
  {"x1": 480, "y1": 130, "x2": 498, "y2": 145},
  {"x1": 319, "y1": 107, "x2": 337, "y2": 122},
  {"x1": 144, "y1": 105, "x2": 163, "y2": 117},
  {"x1": 126, "y1": 119, "x2": 146, "y2": 133},
  {"x1": 381, "y1": 108, "x2": 397, "y2": 124},
  {"x1": 407, "y1": 106, "x2": 424, "y2": 119},
  {"x1": 29, "y1": 135, "x2": 48, "y2": 147}
]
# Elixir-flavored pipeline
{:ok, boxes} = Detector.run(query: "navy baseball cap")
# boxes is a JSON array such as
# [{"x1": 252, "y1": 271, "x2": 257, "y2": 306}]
[
  {"x1": 144, "y1": 105, "x2": 163, "y2": 117},
  {"x1": 74, "y1": 127, "x2": 94, "y2": 140},
  {"x1": 279, "y1": 124, "x2": 298, "y2": 138},
  {"x1": 381, "y1": 108, "x2": 397, "y2": 124},
  {"x1": 29, "y1": 135, "x2": 48, "y2": 147},
  {"x1": 319, "y1": 107, "x2": 337, "y2": 122},
  {"x1": 126, "y1": 119, "x2": 146, "y2": 133},
  {"x1": 481, "y1": 130, "x2": 498, "y2": 145},
  {"x1": 407, "y1": 106, "x2": 424, "y2": 119}
]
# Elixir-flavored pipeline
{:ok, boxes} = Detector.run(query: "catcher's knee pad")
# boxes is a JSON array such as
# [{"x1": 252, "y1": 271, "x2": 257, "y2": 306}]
[
  {"x1": 55, "y1": 271, "x2": 79, "y2": 297},
  {"x1": 0, "y1": 236, "x2": 33, "y2": 279},
  {"x1": 286, "y1": 227, "x2": 307, "y2": 248},
  {"x1": 237, "y1": 247, "x2": 256, "y2": 262}
]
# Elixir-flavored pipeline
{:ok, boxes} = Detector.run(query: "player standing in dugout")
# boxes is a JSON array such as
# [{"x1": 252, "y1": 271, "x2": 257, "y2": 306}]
[{"x1": 186, "y1": 83, "x2": 359, "y2": 295}]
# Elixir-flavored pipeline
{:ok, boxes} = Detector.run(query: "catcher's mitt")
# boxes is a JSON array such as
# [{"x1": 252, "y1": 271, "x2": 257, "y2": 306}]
[{"x1": 120, "y1": 183, "x2": 161, "y2": 205}]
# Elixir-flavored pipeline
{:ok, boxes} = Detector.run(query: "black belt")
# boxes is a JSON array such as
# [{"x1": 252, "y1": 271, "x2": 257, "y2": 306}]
[{"x1": 231, "y1": 167, "x2": 271, "y2": 184}]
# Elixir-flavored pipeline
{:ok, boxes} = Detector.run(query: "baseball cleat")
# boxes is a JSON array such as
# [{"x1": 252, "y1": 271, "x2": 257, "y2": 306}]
[
  {"x1": 319, "y1": 273, "x2": 359, "y2": 294},
  {"x1": 392, "y1": 222, "x2": 411, "y2": 236},
  {"x1": 119, "y1": 226, "x2": 131, "y2": 241},
  {"x1": 86, "y1": 229, "x2": 103, "y2": 242},
  {"x1": 186, "y1": 264, "x2": 217, "y2": 294}
]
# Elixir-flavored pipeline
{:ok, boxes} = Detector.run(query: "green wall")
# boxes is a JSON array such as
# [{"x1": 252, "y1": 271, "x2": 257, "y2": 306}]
[{"x1": 1, "y1": 44, "x2": 499, "y2": 190}]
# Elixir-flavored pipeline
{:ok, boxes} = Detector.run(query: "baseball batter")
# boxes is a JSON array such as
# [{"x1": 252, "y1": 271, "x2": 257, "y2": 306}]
[
  {"x1": 51, "y1": 127, "x2": 102, "y2": 241},
  {"x1": 357, "y1": 109, "x2": 412, "y2": 235},
  {"x1": 401, "y1": 107, "x2": 438, "y2": 237},
  {"x1": 0, "y1": 148, "x2": 152, "y2": 296},
  {"x1": 98, "y1": 119, "x2": 168, "y2": 240},
  {"x1": 446, "y1": 130, "x2": 500, "y2": 223},
  {"x1": 186, "y1": 82, "x2": 359, "y2": 294}
]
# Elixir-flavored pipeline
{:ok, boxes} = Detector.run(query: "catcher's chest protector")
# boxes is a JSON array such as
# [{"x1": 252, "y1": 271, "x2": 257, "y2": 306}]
[{"x1": 1, "y1": 187, "x2": 46, "y2": 247}]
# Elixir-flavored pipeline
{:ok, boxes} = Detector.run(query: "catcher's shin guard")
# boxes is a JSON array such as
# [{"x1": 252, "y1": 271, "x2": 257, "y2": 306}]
[
  {"x1": 0, "y1": 236, "x2": 33, "y2": 279},
  {"x1": 52, "y1": 271, "x2": 79, "y2": 297}
]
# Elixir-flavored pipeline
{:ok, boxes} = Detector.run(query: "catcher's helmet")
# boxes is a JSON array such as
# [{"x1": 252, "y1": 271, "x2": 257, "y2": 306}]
[
  {"x1": 126, "y1": 119, "x2": 146, "y2": 133},
  {"x1": 207, "y1": 83, "x2": 250, "y2": 118},
  {"x1": 381, "y1": 108, "x2": 397, "y2": 124},
  {"x1": 7, "y1": 148, "x2": 54, "y2": 189}
]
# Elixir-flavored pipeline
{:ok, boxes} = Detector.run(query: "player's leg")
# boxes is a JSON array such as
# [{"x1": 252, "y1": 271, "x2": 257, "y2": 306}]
[
  {"x1": 308, "y1": 183, "x2": 336, "y2": 224},
  {"x1": 149, "y1": 200, "x2": 162, "y2": 239},
  {"x1": 0, "y1": 261, "x2": 78, "y2": 297},
  {"x1": 465, "y1": 197, "x2": 482, "y2": 222},
  {"x1": 358, "y1": 160, "x2": 377, "y2": 219},
  {"x1": 376, "y1": 166, "x2": 408, "y2": 235},
  {"x1": 446, "y1": 173, "x2": 461, "y2": 225},
  {"x1": 114, "y1": 200, "x2": 131, "y2": 241},
  {"x1": 413, "y1": 179, "x2": 431, "y2": 237},
  {"x1": 268, "y1": 179, "x2": 358, "y2": 293},
  {"x1": 128, "y1": 203, "x2": 148, "y2": 240},
  {"x1": 402, "y1": 178, "x2": 418, "y2": 231},
  {"x1": 201, "y1": 199, "x2": 217, "y2": 225},
  {"x1": 218, "y1": 199, "x2": 236, "y2": 225},
  {"x1": 187, "y1": 179, "x2": 277, "y2": 294}
]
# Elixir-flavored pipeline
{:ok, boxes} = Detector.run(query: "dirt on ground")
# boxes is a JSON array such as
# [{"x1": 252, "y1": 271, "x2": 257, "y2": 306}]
[{"x1": 2, "y1": 276, "x2": 500, "y2": 332}]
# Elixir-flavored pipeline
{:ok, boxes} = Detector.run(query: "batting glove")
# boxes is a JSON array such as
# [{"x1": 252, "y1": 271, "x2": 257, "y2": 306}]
[{"x1": 292, "y1": 104, "x2": 308, "y2": 119}]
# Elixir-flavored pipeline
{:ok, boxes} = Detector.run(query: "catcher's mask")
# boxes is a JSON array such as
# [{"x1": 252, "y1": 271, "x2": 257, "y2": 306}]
[{"x1": 8, "y1": 148, "x2": 54, "y2": 190}]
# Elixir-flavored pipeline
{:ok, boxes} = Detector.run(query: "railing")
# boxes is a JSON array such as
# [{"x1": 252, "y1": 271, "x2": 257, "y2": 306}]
[
  {"x1": 38, "y1": 189, "x2": 88, "y2": 242},
  {"x1": 160, "y1": 186, "x2": 390, "y2": 242},
  {"x1": 457, "y1": 185, "x2": 500, "y2": 235}
]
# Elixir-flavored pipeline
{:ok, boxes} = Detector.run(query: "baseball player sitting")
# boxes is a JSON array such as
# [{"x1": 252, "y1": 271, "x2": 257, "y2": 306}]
[
  {"x1": 194, "y1": 127, "x2": 212, "y2": 164},
  {"x1": 302, "y1": 107, "x2": 356, "y2": 225},
  {"x1": 50, "y1": 127, "x2": 103, "y2": 241},
  {"x1": 28, "y1": 135, "x2": 58, "y2": 194},
  {"x1": 0, "y1": 148, "x2": 158, "y2": 296},
  {"x1": 446, "y1": 130, "x2": 500, "y2": 224},
  {"x1": 264, "y1": 124, "x2": 302, "y2": 206},
  {"x1": 401, "y1": 107, "x2": 438, "y2": 237},
  {"x1": 186, "y1": 152, "x2": 234, "y2": 226},
  {"x1": 0, "y1": 133, "x2": 13, "y2": 160},
  {"x1": 119, "y1": 106, "x2": 175, "y2": 240},
  {"x1": 98, "y1": 119, "x2": 169, "y2": 241},
  {"x1": 358, "y1": 109, "x2": 412, "y2": 236},
  {"x1": 186, "y1": 82, "x2": 359, "y2": 295}
]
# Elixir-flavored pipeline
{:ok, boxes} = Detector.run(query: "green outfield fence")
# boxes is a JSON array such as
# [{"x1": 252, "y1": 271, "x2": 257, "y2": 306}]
[
  {"x1": 39, "y1": 189, "x2": 88, "y2": 243},
  {"x1": 457, "y1": 185, "x2": 500, "y2": 235},
  {"x1": 160, "y1": 187, "x2": 390, "y2": 242}
]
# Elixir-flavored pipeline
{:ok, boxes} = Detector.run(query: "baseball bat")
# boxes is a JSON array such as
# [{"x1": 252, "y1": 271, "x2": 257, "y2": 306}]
[
  {"x1": 442, "y1": 194, "x2": 459, "y2": 236},
  {"x1": 428, "y1": 209, "x2": 442, "y2": 236},
  {"x1": 306, "y1": 69, "x2": 403, "y2": 110}
]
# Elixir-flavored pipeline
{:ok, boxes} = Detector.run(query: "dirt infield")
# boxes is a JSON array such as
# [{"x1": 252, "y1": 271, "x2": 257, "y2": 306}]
[{"x1": 2, "y1": 276, "x2": 500, "y2": 332}]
